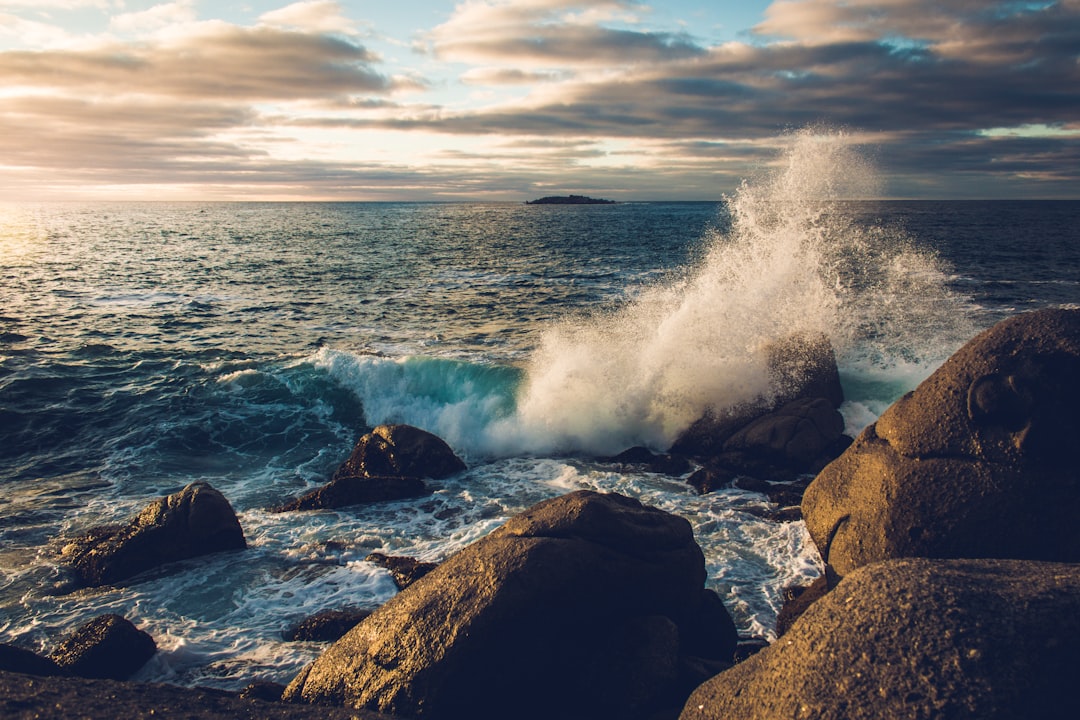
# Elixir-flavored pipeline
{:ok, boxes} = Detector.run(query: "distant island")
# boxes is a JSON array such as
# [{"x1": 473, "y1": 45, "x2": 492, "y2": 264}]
[{"x1": 525, "y1": 195, "x2": 617, "y2": 205}]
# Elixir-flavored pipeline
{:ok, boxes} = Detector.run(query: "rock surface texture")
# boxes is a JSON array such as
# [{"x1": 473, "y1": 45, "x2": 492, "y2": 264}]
[
  {"x1": 283, "y1": 490, "x2": 737, "y2": 720},
  {"x1": 275, "y1": 425, "x2": 466, "y2": 511},
  {"x1": 49, "y1": 614, "x2": 156, "y2": 681},
  {"x1": 671, "y1": 333, "x2": 847, "y2": 484},
  {"x1": 681, "y1": 557, "x2": 1080, "y2": 720},
  {"x1": 802, "y1": 308, "x2": 1080, "y2": 579},
  {"x1": 62, "y1": 481, "x2": 246, "y2": 587},
  {"x1": 335, "y1": 424, "x2": 466, "y2": 481}
]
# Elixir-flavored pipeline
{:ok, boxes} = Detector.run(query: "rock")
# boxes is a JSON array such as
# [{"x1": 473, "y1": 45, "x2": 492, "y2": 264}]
[
  {"x1": 670, "y1": 333, "x2": 843, "y2": 459},
  {"x1": 284, "y1": 610, "x2": 373, "y2": 643},
  {"x1": 282, "y1": 490, "x2": 737, "y2": 720},
  {"x1": 686, "y1": 465, "x2": 738, "y2": 494},
  {"x1": 48, "y1": 614, "x2": 156, "y2": 681},
  {"x1": 0, "y1": 669, "x2": 393, "y2": 720},
  {"x1": 765, "y1": 332, "x2": 844, "y2": 409},
  {"x1": 605, "y1": 447, "x2": 692, "y2": 476},
  {"x1": 803, "y1": 308, "x2": 1080, "y2": 580},
  {"x1": 0, "y1": 643, "x2": 65, "y2": 677},
  {"x1": 273, "y1": 475, "x2": 429, "y2": 512},
  {"x1": 681, "y1": 557, "x2": 1080, "y2": 720},
  {"x1": 723, "y1": 397, "x2": 844, "y2": 471},
  {"x1": 334, "y1": 424, "x2": 466, "y2": 481},
  {"x1": 239, "y1": 681, "x2": 287, "y2": 701},
  {"x1": 773, "y1": 575, "x2": 829, "y2": 638},
  {"x1": 62, "y1": 482, "x2": 246, "y2": 587},
  {"x1": 365, "y1": 552, "x2": 438, "y2": 590}
]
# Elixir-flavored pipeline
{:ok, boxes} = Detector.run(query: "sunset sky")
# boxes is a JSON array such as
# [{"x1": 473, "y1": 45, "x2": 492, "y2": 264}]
[{"x1": 1, "y1": 0, "x2": 1077, "y2": 201}]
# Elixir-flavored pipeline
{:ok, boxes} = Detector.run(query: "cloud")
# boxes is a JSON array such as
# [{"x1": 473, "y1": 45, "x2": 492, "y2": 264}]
[
  {"x1": 0, "y1": 24, "x2": 393, "y2": 100},
  {"x1": 109, "y1": 0, "x2": 197, "y2": 35},
  {"x1": 425, "y1": 0, "x2": 706, "y2": 67},
  {"x1": 259, "y1": 0, "x2": 363, "y2": 35},
  {"x1": 460, "y1": 67, "x2": 568, "y2": 85},
  {"x1": 1, "y1": 0, "x2": 1078, "y2": 199}
]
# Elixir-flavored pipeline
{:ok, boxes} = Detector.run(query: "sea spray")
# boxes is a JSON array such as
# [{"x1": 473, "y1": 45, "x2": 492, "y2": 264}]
[{"x1": 492, "y1": 128, "x2": 977, "y2": 455}]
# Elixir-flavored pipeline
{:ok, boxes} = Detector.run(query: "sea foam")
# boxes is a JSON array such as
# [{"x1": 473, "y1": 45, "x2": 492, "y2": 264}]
[{"x1": 487, "y1": 128, "x2": 977, "y2": 456}]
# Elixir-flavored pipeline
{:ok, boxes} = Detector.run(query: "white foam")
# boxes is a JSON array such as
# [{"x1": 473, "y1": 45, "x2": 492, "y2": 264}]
[{"x1": 495, "y1": 128, "x2": 977, "y2": 456}]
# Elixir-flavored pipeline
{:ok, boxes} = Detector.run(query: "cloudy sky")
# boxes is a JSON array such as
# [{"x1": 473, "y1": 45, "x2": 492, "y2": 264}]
[{"x1": 1, "y1": 0, "x2": 1077, "y2": 200}]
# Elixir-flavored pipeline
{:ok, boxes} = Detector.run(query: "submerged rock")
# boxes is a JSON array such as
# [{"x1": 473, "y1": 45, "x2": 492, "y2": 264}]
[
  {"x1": 803, "y1": 308, "x2": 1080, "y2": 580},
  {"x1": 681, "y1": 558, "x2": 1080, "y2": 720},
  {"x1": 49, "y1": 614, "x2": 156, "y2": 681},
  {"x1": 61, "y1": 481, "x2": 246, "y2": 587},
  {"x1": 283, "y1": 490, "x2": 737, "y2": 720}
]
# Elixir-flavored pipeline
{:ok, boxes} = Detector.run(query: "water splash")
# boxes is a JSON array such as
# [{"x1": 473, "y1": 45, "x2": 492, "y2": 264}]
[{"x1": 490, "y1": 128, "x2": 976, "y2": 455}]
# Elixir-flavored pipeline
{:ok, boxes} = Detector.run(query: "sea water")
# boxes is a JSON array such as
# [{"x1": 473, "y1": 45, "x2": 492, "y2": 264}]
[{"x1": 2, "y1": 131, "x2": 1079, "y2": 689}]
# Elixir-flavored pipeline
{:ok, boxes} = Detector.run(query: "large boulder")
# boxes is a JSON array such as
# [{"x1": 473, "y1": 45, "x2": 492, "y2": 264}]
[
  {"x1": 283, "y1": 490, "x2": 737, "y2": 720},
  {"x1": 48, "y1": 614, "x2": 156, "y2": 681},
  {"x1": 61, "y1": 482, "x2": 246, "y2": 587},
  {"x1": 802, "y1": 308, "x2": 1080, "y2": 580},
  {"x1": 334, "y1": 424, "x2": 466, "y2": 481},
  {"x1": 681, "y1": 557, "x2": 1080, "y2": 720},
  {"x1": 670, "y1": 333, "x2": 844, "y2": 459}
]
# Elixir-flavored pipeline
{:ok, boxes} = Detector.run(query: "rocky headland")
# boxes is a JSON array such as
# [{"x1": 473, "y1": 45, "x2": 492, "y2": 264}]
[{"x1": 3, "y1": 308, "x2": 1077, "y2": 718}]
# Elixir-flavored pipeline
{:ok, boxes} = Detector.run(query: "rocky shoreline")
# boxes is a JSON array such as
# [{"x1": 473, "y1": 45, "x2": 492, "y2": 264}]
[{"x1": 2, "y1": 308, "x2": 1078, "y2": 718}]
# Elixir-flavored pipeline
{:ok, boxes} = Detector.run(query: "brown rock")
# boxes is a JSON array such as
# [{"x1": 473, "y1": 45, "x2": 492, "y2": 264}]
[
  {"x1": 335, "y1": 424, "x2": 466, "y2": 481},
  {"x1": 681, "y1": 558, "x2": 1080, "y2": 720},
  {"x1": 283, "y1": 491, "x2": 736, "y2": 720},
  {"x1": 283, "y1": 610, "x2": 373, "y2": 643},
  {"x1": 803, "y1": 308, "x2": 1080, "y2": 579},
  {"x1": 62, "y1": 482, "x2": 246, "y2": 587},
  {"x1": 273, "y1": 475, "x2": 428, "y2": 512},
  {"x1": 364, "y1": 552, "x2": 437, "y2": 590},
  {"x1": 723, "y1": 397, "x2": 844, "y2": 470},
  {"x1": 0, "y1": 644, "x2": 65, "y2": 677},
  {"x1": 0, "y1": 669, "x2": 392, "y2": 719},
  {"x1": 49, "y1": 614, "x2": 156, "y2": 681},
  {"x1": 670, "y1": 333, "x2": 844, "y2": 459}
]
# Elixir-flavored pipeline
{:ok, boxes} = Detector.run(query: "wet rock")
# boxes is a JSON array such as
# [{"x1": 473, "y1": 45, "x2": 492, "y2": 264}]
[
  {"x1": 239, "y1": 681, "x2": 287, "y2": 701},
  {"x1": 335, "y1": 424, "x2": 466, "y2": 481},
  {"x1": 803, "y1": 308, "x2": 1080, "y2": 580},
  {"x1": 723, "y1": 397, "x2": 844, "y2": 471},
  {"x1": 49, "y1": 614, "x2": 156, "y2": 681},
  {"x1": 365, "y1": 552, "x2": 438, "y2": 590},
  {"x1": 62, "y1": 482, "x2": 246, "y2": 587},
  {"x1": 681, "y1": 558, "x2": 1080, "y2": 720},
  {"x1": 0, "y1": 644, "x2": 65, "y2": 677},
  {"x1": 283, "y1": 490, "x2": 737, "y2": 720},
  {"x1": 670, "y1": 333, "x2": 843, "y2": 459},
  {"x1": 284, "y1": 610, "x2": 373, "y2": 643},
  {"x1": 774, "y1": 575, "x2": 829, "y2": 638},
  {"x1": 273, "y1": 475, "x2": 428, "y2": 512},
  {"x1": 605, "y1": 447, "x2": 691, "y2": 476}
]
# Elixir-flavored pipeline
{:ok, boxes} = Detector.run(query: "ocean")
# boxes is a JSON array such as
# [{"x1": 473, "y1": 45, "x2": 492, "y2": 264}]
[{"x1": 2, "y1": 138, "x2": 1079, "y2": 690}]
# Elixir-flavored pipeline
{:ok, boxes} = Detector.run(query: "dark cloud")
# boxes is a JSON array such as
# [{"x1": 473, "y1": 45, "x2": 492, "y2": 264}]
[{"x1": 1, "y1": 0, "x2": 1078, "y2": 199}]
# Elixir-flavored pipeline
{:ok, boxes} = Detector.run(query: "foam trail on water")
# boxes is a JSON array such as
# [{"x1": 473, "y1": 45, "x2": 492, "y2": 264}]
[{"x1": 488, "y1": 128, "x2": 976, "y2": 456}]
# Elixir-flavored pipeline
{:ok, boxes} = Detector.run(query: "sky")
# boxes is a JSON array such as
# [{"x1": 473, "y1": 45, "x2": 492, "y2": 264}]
[{"x1": 0, "y1": 0, "x2": 1077, "y2": 201}]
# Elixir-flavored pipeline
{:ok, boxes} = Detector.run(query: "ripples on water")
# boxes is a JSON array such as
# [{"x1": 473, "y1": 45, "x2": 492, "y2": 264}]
[{"x1": 1, "y1": 192, "x2": 1078, "y2": 688}]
